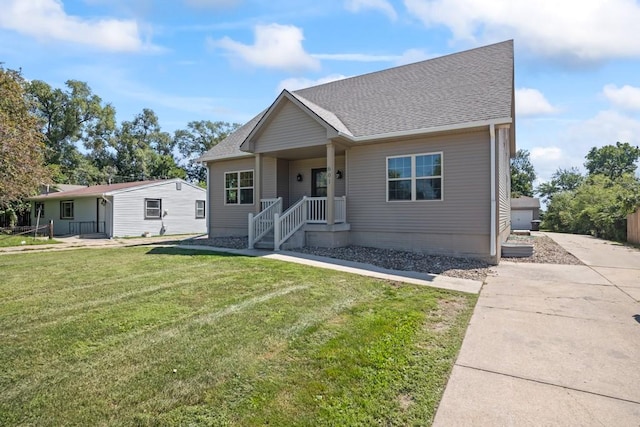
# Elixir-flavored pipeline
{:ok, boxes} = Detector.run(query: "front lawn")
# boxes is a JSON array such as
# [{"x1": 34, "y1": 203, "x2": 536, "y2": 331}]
[
  {"x1": 0, "y1": 235, "x2": 58, "y2": 247},
  {"x1": 0, "y1": 247, "x2": 475, "y2": 426}
]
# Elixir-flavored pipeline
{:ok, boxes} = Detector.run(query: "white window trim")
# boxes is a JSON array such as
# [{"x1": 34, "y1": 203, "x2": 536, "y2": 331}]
[
  {"x1": 224, "y1": 169, "x2": 255, "y2": 206},
  {"x1": 386, "y1": 152, "x2": 443, "y2": 202},
  {"x1": 145, "y1": 198, "x2": 162, "y2": 219},
  {"x1": 195, "y1": 200, "x2": 206, "y2": 218},
  {"x1": 60, "y1": 200, "x2": 74, "y2": 219}
]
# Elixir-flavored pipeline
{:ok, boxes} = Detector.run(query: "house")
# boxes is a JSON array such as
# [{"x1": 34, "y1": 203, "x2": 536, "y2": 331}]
[
  {"x1": 199, "y1": 40, "x2": 515, "y2": 263},
  {"x1": 510, "y1": 196, "x2": 541, "y2": 230},
  {"x1": 29, "y1": 179, "x2": 207, "y2": 238}
]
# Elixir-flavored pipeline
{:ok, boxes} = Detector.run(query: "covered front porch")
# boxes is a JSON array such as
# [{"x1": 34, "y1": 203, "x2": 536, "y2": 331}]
[{"x1": 248, "y1": 141, "x2": 350, "y2": 250}]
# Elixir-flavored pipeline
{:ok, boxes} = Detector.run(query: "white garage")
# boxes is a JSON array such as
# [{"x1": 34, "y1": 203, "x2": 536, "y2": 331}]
[{"x1": 511, "y1": 196, "x2": 540, "y2": 230}]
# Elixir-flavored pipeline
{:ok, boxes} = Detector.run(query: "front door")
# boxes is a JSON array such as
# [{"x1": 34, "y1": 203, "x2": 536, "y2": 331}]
[{"x1": 311, "y1": 168, "x2": 327, "y2": 197}]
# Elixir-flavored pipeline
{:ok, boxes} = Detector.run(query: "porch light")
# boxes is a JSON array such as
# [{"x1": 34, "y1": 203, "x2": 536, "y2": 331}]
[
  {"x1": 296, "y1": 173, "x2": 303, "y2": 182},
  {"x1": 336, "y1": 170, "x2": 343, "y2": 179}
]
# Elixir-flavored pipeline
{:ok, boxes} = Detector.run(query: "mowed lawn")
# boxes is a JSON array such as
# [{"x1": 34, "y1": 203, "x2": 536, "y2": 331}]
[{"x1": 0, "y1": 247, "x2": 476, "y2": 426}]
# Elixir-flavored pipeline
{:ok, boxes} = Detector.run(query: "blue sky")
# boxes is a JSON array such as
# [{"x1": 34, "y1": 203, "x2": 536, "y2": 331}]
[{"x1": 1, "y1": 0, "x2": 640, "y2": 185}]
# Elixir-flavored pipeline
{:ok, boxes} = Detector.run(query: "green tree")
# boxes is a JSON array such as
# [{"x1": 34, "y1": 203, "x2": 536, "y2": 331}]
[
  {"x1": 174, "y1": 120, "x2": 240, "y2": 184},
  {"x1": 536, "y1": 167, "x2": 584, "y2": 203},
  {"x1": 584, "y1": 142, "x2": 640, "y2": 179},
  {"x1": 26, "y1": 79, "x2": 116, "y2": 183},
  {"x1": 510, "y1": 149, "x2": 537, "y2": 197},
  {"x1": 113, "y1": 109, "x2": 185, "y2": 181},
  {"x1": 0, "y1": 67, "x2": 50, "y2": 210}
]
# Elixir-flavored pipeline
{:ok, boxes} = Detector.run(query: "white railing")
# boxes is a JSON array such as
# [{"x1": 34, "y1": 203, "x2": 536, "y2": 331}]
[
  {"x1": 274, "y1": 197, "x2": 307, "y2": 251},
  {"x1": 273, "y1": 196, "x2": 347, "y2": 250},
  {"x1": 248, "y1": 197, "x2": 282, "y2": 249}
]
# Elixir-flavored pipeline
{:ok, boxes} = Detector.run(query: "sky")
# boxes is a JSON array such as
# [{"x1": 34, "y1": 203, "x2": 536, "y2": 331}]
[{"x1": 1, "y1": 0, "x2": 640, "y2": 186}]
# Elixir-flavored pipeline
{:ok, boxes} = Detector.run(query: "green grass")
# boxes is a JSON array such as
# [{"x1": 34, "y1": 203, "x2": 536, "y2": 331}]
[
  {"x1": 0, "y1": 247, "x2": 476, "y2": 426},
  {"x1": 0, "y1": 235, "x2": 58, "y2": 247}
]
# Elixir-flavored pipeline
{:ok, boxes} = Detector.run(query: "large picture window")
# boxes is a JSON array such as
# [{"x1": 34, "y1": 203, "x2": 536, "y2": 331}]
[
  {"x1": 60, "y1": 201, "x2": 74, "y2": 219},
  {"x1": 145, "y1": 199, "x2": 162, "y2": 219},
  {"x1": 387, "y1": 153, "x2": 442, "y2": 201},
  {"x1": 225, "y1": 170, "x2": 254, "y2": 205}
]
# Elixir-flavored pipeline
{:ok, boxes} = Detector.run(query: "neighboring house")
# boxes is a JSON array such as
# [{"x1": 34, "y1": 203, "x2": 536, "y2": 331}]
[
  {"x1": 199, "y1": 40, "x2": 515, "y2": 263},
  {"x1": 29, "y1": 179, "x2": 207, "y2": 238},
  {"x1": 510, "y1": 196, "x2": 541, "y2": 230}
]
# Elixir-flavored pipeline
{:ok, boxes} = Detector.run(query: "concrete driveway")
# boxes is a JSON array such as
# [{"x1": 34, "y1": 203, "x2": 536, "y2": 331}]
[{"x1": 433, "y1": 232, "x2": 640, "y2": 426}]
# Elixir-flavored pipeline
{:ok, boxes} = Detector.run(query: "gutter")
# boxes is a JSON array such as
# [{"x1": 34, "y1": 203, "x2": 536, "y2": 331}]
[{"x1": 337, "y1": 117, "x2": 513, "y2": 143}]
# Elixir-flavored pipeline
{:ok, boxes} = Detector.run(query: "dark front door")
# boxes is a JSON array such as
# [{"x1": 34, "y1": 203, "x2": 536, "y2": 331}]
[{"x1": 311, "y1": 168, "x2": 327, "y2": 197}]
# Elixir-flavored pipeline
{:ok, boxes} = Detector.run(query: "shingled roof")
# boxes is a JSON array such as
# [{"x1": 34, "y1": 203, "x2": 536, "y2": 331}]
[
  {"x1": 200, "y1": 40, "x2": 514, "y2": 162},
  {"x1": 29, "y1": 179, "x2": 195, "y2": 200}
]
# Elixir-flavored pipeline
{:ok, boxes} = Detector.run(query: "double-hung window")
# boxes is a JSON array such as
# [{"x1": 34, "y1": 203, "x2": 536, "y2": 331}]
[
  {"x1": 34, "y1": 202, "x2": 45, "y2": 217},
  {"x1": 387, "y1": 153, "x2": 442, "y2": 201},
  {"x1": 195, "y1": 200, "x2": 206, "y2": 218},
  {"x1": 145, "y1": 199, "x2": 162, "y2": 219},
  {"x1": 60, "y1": 201, "x2": 74, "y2": 219},
  {"x1": 225, "y1": 170, "x2": 254, "y2": 205}
]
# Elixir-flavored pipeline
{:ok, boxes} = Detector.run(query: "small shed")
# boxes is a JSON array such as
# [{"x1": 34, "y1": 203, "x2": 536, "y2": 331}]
[
  {"x1": 511, "y1": 196, "x2": 541, "y2": 230},
  {"x1": 29, "y1": 179, "x2": 207, "y2": 238}
]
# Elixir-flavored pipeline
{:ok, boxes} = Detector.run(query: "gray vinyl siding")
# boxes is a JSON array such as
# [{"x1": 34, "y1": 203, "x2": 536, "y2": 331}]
[
  {"x1": 262, "y1": 156, "x2": 277, "y2": 199},
  {"x1": 347, "y1": 130, "x2": 491, "y2": 255},
  {"x1": 277, "y1": 159, "x2": 290, "y2": 208},
  {"x1": 288, "y1": 156, "x2": 346, "y2": 203},
  {"x1": 208, "y1": 158, "x2": 256, "y2": 236},
  {"x1": 498, "y1": 126, "x2": 511, "y2": 233},
  {"x1": 112, "y1": 181, "x2": 206, "y2": 237},
  {"x1": 252, "y1": 100, "x2": 328, "y2": 152}
]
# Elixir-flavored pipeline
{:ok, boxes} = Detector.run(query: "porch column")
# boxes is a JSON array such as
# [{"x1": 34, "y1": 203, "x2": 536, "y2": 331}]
[
  {"x1": 326, "y1": 142, "x2": 335, "y2": 225},
  {"x1": 254, "y1": 153, "x2": 262, "y2": 213}
]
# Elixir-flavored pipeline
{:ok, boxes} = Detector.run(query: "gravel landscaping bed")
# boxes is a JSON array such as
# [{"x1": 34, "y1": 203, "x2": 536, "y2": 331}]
[
  {"x1": 502, "y1": 234, "x2": 583, "y2": 265},
  {"x1": 186, "y1": 233, "x2": 582, "y2": 282}
]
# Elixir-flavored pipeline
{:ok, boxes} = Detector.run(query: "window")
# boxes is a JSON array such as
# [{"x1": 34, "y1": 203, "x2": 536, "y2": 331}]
[
  {"x1": 225, "y1": 170, "x2": 254, "y2": 205},
  {"x1": 34, "y1": 202, "x2": 45, "y2": 217},
  {"x1": 60, "y1": 201, "x2": 74, "y2": 219},
  {"x1": 176, "y1": 182, "x2": 182, "y2": 191},
  {"x1": 387, "y1": 153, "x2": 442, "y2": 201},
  {"x1": 196, "y1": 200, "x2": 206, "y2": 218},
  {"x1": 145, "y1": 199, "x2": 162, "y2": 219}
]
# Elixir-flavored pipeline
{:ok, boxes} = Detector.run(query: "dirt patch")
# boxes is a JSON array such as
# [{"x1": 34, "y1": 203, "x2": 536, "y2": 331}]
[
  {"x1": 428, "y1": 297, "x2": 467, "y2": 333},
  {"x1": 398, "y1": 393, "x2": 414, "y2": 411}
]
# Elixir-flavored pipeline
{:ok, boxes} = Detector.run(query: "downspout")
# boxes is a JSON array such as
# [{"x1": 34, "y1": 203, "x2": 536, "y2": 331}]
[
  {"x1": 205, "y1": 162, "x2": 211, "y2": 238},
  {"x1": 489, "y1": 124, "x2": 497, "y2": 258}
]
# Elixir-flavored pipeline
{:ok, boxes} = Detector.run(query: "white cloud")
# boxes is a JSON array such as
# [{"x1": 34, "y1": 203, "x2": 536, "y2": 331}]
[
  {"x1": 0, "y1": 0, "x2": 152, "y2": 52},
  {"x1": 530, "y1": 146, "x2": 563, "y2": 162},
  {"x1": 277, "y1": 74, "x2": 349, "y2": 92},
  {"x1": 568, "y1": 110, "x2": 640, "y2": 147},
  {"x1": 345, "y1": 0, "x2": 397, "y2": 21},
  {"x1": 603, "y1": 84, "x2": 640, "y2": 111},
  {"x1": 312, "y1": 49, "x2": 432, "y2": 65},
  {"x1": 210, "y1": 24, "x2": 320, "y2": 72},
  {"x1": 404, "y1": 0, "x2": 640, "y2": 62},
  {"x1": 516, "y1": 88, "x2": 559, "y2": 117}
]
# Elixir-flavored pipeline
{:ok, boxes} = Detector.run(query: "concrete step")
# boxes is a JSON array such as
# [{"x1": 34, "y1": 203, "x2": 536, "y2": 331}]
[{"x1": 501, "y1": 242, "x2": 534, "y2": 257}]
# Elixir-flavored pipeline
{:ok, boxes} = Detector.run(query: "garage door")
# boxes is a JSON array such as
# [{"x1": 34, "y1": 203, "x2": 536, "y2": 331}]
[{"x1": 511, "y1": 210, "x2": 533, "y2": 230}]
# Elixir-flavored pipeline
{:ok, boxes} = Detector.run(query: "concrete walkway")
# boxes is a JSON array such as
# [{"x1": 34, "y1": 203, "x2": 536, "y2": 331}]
[{"x1": 433, "y1": 232, "x2": 640, "y2": 426}]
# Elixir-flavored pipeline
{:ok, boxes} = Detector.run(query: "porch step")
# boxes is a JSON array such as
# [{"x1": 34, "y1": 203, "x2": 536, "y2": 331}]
[
  {"x1": 79, "y1": 233, "x2": 108, "y2": 239},
  {"x1": 254, "y1": 231, "x2": 274, "y2": 250},
  {"x1": 501, "y1": 242, "x2": 534, "y2": 257}
]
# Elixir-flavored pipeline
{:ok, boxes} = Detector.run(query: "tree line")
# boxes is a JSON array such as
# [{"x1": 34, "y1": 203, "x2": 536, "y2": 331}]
[
  {"x1": 0, "y1": 66, "x2": 239, "y2": 223},
  {"x1": 511, "y1": 142, "x2": 640, "y2": 241}
]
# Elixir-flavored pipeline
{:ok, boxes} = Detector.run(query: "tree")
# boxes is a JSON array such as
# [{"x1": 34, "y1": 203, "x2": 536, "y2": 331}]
[
  {"x1": 112, "y1": 109, "x2": 185, "y2": 181},
  {"x1": 0, "y1": 66, "x2": 49, "y2": 210},
  {"x1": 510, "y1": 149, "x2": 537, "y2": 197},
  {"x1": 174, "y1": 120, "x2": 240, "y2": 183},
  {"x1": 536, "y1": 167, "x2": 584, "y2": 203},
  {"x1": 584, "y1": 142, "x2": 640, "y2": 179},
  {"x1": 543, "y1": 173, "x2": 640, "y2": 241},
  {"x1": 26, "y1": 79, "x2": 116, "y2": 184}
]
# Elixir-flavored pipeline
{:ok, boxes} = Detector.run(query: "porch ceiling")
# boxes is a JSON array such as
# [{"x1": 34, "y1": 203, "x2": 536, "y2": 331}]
[{"x1": 263, "y1": 144, "x2": 346, "y2": 160}]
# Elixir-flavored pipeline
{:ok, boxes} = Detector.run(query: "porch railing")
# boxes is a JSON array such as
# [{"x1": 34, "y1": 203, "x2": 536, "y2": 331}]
[
  {"x1": 273, "y1": 197, "x2": 307, "y2": 251},
  {"x1": 248, "y1": 197, "x2": 282, "y2": 249},
  {"x1": 273, "y1": 196, "x2": 346, "y2": 251}
]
